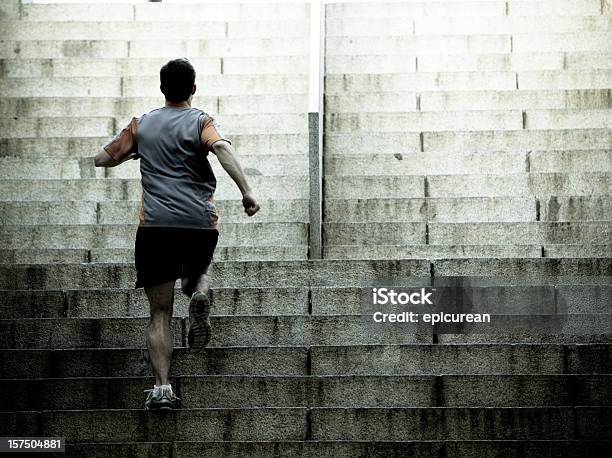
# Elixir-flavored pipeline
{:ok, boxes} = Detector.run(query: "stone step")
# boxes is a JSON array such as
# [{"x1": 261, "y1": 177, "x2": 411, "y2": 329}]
[
  {"x1": 0, "y1": 177, "x2": 308, "y2": 201},
  {"x1": 0, "y1": 286, "x2": 308, "y2": 318},
  {"x1": 0, "y1": 75, "x2": 308, "y2": 97},
  {"x1": 0, "y1": 94, "x2": 308, "y2": 116},
  {"x1": 330, "y1": 30, "x2": 612, "y2": 58},
  {"x1": 0, "y1": 315, "x2": 436, "y2": 349},
  {"x1": 2, "y1": 374, "x2": 609, "y2": 411},
  {"x1": 0, "y1": 223, "x2": 308, "y2": 249},
  {"x1": 318, "y1": 196, "x2": 533, "y2": 222},
  {"x1": 326, "y1": 153, "x2": 524, "y2": 178},
  {"x1": 310, "y1": 406, "x2": 610, "y2": 441},
  {"x1": 541, "y1": 196, "x2": 612, "y2": 221},
  {"x1": 55, "y1": 440, "x2": 612, "y2": 458},
  {"x1": 327, "y1": 52, "x2": 612, "y2": 74},
  {"x1": 326, "y1": 151, "x2": 612, "y2": 175},
  {"x1": 0, "y1": 38, "x2": 308, "y2": 59},
  {"x1": 0, "y1": 20, "x2": 308, "y2": 40},
  {"x1": 438, "y1": 334, "x2": 612, "y2": 344},
  {"x1": 0, "y1": 56, "x2": 308, "y2": 78},
  {"x1": 326, "y1": 70, "x2": 612, "y2": 93},
  {"x1": 0, "y1": 113, "x2": 307, "y2": 138},
  {"x1": 1, "y1": 346, "x2": 309, "y2": 378},
  {"x1": 325, "y1": 111, "x2": 523, "y2": 132},
  {"x1": 525, "y1": 109, "x2": 612, "y2": 129},
  {"x1": 323, "y1": 222, "x2": 612, "y2": 246},
  {"x1": 0, "y1": 154, "x2": 308, "y2": 179},
  {"x1": 0, "y1": 245, "x2": 308, "y2": 265},
  {"x1": 2, "y1": 407, "x2": 609, "y2": 442},
  {"x1": 326, "y1": 129, "x2": 612, "y2": 155},
  {"x1": 0, "y1": 259, "x2": 608, "y2": 290},
  {"x1": 543, "y1": 244, "x2": 612, "y2": 258},
  {"x1": 0, "y1": 199, "x2": 308, "y2": 225},
  {"x1": 417, "y1": 52, "x2": 612, "y2": 73},
  {"x1": 326, "y1": 72, "x2": 517, "y2": 93},
  {"x1": 324, "y1": 244, "x2": 612, "y2": 260},
  {"x1": 1, "y1": 408, "x2": 308, "y2": 442},
  {"x1": 425, "y1": 173, "x2": 611, "y2": 197},
  {"x1": 424, "y1": 91, "x2": 612, "y2": 111},
  {"x1": 19, "y1": 2, "x2": 310, "y2": 22},
  {"x1": 326, "y1": 1, "x2": 602, "y2": 18},
  {"x1": 6, "y1": 244, "x2": 588, "y2": 265},
  {"x1": 327, "y1": 90, "x2": 612, "y2": 112},
  {"x1": 220, "y1": 56, "x2": 309, "y2": 75},
  {"x1": 2, "y1": 174, "x2": 599, "y2": 203},
  {"x1": 326, "y1": 16, "x2": 612, "y2": 36},
  {"x1": 327, "y1": 33, "x2": 612, "y2": 55},
  {"x1": 6, "y1": 174, "x2": 605, "y2": 203},
  {"x1": 518, "y1": 70, "x2": 612, "y2": 89},
  {"x1": 324, "y1": 244, "x2": 545, "y2": 260},
  {"x1": 1, "y1": 283, "x2": 608, "y2": 319},
  {"x1": 0, "y1": 117, "x2": 113, "y2": 138},
  {"x1": 324, "y1": 196, "x2": 612, "y2": 223},
  {"x1": 327, "y1": 35, "x2": 511, "y2": 55},
  {"x1": 529, "y1": 150, "x2": 612, "y2": 173},
  {"x1": 514, "y1": 33, "x2": 612, "y2": 53},
  {"x1": 324, "y1": 173, "x2": 611, "y2": 198},
  {"x1": 0, "y1": 259, "x2": 431, "y2": 289},
  {"x1": 19, "y1": 2, "x2": 135, "y2": 22},
  {"x1": 3, "y1": 343, "x2": 609, "y2": 379},
  {"x1": 421, "y1": 128, "x2": 612, "y2": 152},
  {"x1": 508, "y1": 0, "x2": 604, "y2": 16},
  {"x1": 326, "y1": 2, "x2": 507, "y2": 18},
  {"x1": 0, "y1": 244, "x2": 588, "y2": 264},
  {"x1": 432, "y1": 258, "x2": 612, "y2": 278},
  {"x1": 0, "y1": 134, "x2": 309, "y2": 157},
  {"x1": 313, "y1": 342, "x2": 612, "y2": 375}
]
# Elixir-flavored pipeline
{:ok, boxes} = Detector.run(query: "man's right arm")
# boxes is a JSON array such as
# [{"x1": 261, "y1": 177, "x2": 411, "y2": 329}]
[
  {"x1": 95, "y1": 117, "x2": 139, "y2": 168},
  {"x1": 212, "y1": 141, "x2": 260, "y2": 216}
]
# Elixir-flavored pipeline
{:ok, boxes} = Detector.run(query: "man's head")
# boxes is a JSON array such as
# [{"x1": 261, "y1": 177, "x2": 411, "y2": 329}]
[{"x1": 160, "y1": 58, "x2": 196, "y2": 103}]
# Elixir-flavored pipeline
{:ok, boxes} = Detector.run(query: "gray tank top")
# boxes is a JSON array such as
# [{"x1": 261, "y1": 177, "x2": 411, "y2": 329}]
[{"x1": 135, "y1": 107, "x2": 220, "y2": 229}]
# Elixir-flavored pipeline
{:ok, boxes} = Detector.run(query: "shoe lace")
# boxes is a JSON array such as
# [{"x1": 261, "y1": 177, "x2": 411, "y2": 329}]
[
  {"x1": 143, "y1": 386, "x2": 181, "y2": 400},
  {"x1": 162, "y1": 386, "x2": 181, "y2": 401}
]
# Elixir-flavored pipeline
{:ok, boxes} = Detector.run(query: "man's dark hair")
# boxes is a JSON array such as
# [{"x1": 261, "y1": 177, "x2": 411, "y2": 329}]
[{"x1": 160, "y1": 58, "x2": 196, "y2": 103}]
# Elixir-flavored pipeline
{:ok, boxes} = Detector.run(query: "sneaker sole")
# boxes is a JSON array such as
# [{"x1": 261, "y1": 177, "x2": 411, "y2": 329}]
[
  {"x1": 188, "y1": 292, "x2": 212, "y2": 351},
  {"x1": 145, "y1": 399, "x2": 175, "y2": 410}
]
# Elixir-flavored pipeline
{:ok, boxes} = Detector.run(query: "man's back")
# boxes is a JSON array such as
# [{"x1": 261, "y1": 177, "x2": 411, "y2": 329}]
[{"x1": 104, "y1": 106, "x2": 229, "y2": 230}]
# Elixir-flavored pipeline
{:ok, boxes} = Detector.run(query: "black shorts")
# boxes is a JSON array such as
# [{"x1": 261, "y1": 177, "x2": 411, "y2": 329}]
[{"x1": 134, "y1": 226, "x2": 219, "y2": 289}]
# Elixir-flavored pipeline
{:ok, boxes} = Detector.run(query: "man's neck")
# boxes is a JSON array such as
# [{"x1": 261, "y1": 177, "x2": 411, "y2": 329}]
[{"x1": 165, "y1": 100, "x2": 191, "y2": 109}]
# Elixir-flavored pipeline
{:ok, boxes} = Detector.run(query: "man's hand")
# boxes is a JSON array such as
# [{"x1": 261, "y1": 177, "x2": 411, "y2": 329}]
[
  {"x1": 242, "y1": 192, "x2": 260, "y2": 216},
  {"x1": 213, "y1": 141, "x2": 259, "y2": 217}
]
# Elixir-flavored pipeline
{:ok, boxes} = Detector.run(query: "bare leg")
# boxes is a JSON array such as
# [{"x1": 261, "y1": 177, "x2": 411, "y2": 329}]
[
  {"x1": 144, "y1": 281, "x2": 175, "y2": 386},
  {"x1": 181, "y1": 270, "x2": 211, "y2": 298}
]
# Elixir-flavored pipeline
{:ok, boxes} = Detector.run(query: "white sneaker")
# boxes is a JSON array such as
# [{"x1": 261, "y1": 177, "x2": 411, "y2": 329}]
[{"x1": 143, "y1": 383, "x2": 180, "y2": 410}]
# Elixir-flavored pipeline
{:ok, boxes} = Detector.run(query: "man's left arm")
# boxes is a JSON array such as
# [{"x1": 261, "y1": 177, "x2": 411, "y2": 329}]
[{"x1": 95, "y1": 117, "x2": 139, "y2": 168}]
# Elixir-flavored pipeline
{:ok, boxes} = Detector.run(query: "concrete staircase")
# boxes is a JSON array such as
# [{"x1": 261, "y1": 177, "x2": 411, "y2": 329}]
[
  {"x1": 0, "y1": 0, "x2": 311, "y2": 263},
  {"x1": 1, "y1": 0, "x2": 611, "y2": 456},
  {"x1": 324, "y1": 0, "x2": 612, "y2": 260}
]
